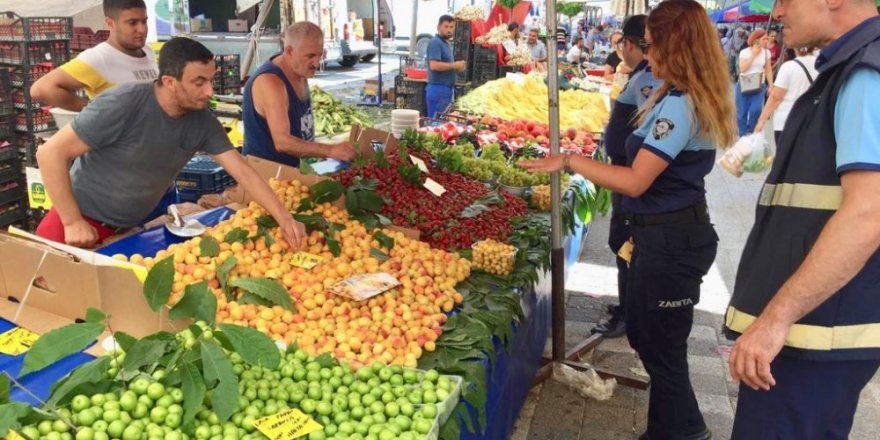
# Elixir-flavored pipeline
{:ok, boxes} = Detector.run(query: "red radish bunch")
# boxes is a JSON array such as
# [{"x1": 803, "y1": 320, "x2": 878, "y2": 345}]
[{"x1": 338, "y1": 150, "x2": 527, "y2": 251}]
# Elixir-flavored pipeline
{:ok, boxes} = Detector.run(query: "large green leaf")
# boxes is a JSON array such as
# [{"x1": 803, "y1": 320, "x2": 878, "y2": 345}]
[
  {"x1": 85, "y1": 308, "x2": 107, "y2": 324},
  {"x1": 224, "y1": 228, "x2": 250, "y2": 244},
  {"x1": 229, "y1": 277, "x2": 293, "y2": 311},
  {"x1": 373, "y1": 230, "x2": 394, "y2": 250},
  {"x1": 0, "y1": 402, "x2": 32, "y2": 437},
  {"x1": 310, "y1": 180, "x2": 345, "y2": 204},
  {"x1": 199, "y1": 236, "x2": 220, "y2": 258},
  {"x1": 47, "y1": 356, "x2": 111, "y2": 406},
  {"x1": 180, "y1": 362, "x2": 206, "y2": 433},
  {"x1": 19, "y1": 322, "x2": 104, "y2": 377},
  {"x1": 169, "y1": 282, "x2": 218, "y2": 325},
  {"x1": 217, "y1": 256, "x2": 237, "y2": 301},
  {"x1": 200, "y1": 343, "x2": 238, "y2": 422},
  {"x1": 217, "y1": 324, "x2": 280, "y2": 369},
  {"x1": 122, "y1": 338, "x2": 172, "y2": 375},
  {"x1": 144, "y1": 255, "x2": 175, "y2": 311},
  {"x1": 0, "y1": 375, "x2": 8, "y2": 404},
  {"x1": 256, "y1": 216, "x2": 278, "y2": 229},
  {"x1": 112, "y1": 331, "x2": 137, "y2": 352}
]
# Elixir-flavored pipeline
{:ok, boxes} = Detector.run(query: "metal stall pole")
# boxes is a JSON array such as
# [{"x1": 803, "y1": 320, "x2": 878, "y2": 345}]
[{"x1": 534, "y1": 0, "x2": 648, "y2": 390}]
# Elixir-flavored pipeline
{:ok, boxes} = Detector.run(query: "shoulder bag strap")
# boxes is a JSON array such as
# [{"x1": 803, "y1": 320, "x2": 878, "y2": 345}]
[{"x1": 792, "y1": 59, "x2": 814, "y2": 83}]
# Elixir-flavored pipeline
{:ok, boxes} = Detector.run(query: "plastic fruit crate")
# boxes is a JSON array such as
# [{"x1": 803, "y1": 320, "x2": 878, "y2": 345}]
[
  {"x1": 0, "y1": 199, "x2": 26, "y2": 228},
  {"x1": 0, "y1": 115, "x2": 14, "y2": 141},
  {"x1": 0, "y1": 13, "x2": 73, "y2": 41},
  {"x1": 0, "y1": 41, "x2": 70, "y2": 66},
  {"x1": 0, "y1": 158, "x2": 20, "y2": 185},
  {"x1": 0, "y1": 177, "x2": 24, "y2": 206},
  {"x1": 9, "y1": 64, "x2": 53, "y2": 87},
  {"x1": 175, "y1": 155, "x2": 233, "y2": 202},
  {"x1": 15, "y1": 108, "x2": 55, "y2": 132}
]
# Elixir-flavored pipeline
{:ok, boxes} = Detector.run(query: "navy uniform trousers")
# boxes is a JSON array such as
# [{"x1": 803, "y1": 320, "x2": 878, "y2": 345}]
[{"x1": 626, "y1": 211, "x2": 718, "y2": 439}]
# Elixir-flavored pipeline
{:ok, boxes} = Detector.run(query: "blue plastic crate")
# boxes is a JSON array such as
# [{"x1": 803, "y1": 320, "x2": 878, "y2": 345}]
[{"x1": 175, "y1": 155, "x2": 233, "y2": 201}]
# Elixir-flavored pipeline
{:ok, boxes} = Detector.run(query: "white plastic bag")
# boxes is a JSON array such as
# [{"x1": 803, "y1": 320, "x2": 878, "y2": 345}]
[
  {"x1": 718, "y1": 133, "x2": 774, "y2": 177},
  {"x1": 551, "y1": 363, "x2": 617, "y2": 401}
]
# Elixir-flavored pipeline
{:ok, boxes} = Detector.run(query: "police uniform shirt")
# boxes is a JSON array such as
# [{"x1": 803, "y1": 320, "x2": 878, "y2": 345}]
[
  {"x1": 622, "y1": 91, "x2": 715, "y2": 214},
  {"x1": 604, "y1": 60, "x2": 660, "y2": 161},
  {"x1": 834, "y1": 67, "x2": 880, "y2": 173}
]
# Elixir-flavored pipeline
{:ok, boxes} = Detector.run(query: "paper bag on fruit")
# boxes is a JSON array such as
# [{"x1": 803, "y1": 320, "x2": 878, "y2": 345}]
[{"x1": 328, "y1": 272, "x2": 401, "y2": 301}]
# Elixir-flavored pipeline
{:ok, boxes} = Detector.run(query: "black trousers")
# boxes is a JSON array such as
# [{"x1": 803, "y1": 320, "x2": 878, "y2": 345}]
[
  {"x1": 626, "y1": 218, "x2": 718, "y2": 439},
  {"x1": 608, "y1": 191, "x2": 629, "y2": 318},
  {"x1": 732, "y1": 356, "x2": 880, "y2": 440}
]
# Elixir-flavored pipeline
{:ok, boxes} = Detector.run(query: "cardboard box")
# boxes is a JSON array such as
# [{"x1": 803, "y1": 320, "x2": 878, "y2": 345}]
[
  {"x1": 0, "y1": 231, "x2": 184, "y2": 339},
  {"x1": 190, "y1": 18, "x2": 213, "y2": 32},
  {"x1": 228, "y1": 19, "x2": 248, "y2": 32},
  {"x1": 362, "y1": 18, "x2": 375, "y2": 42}
]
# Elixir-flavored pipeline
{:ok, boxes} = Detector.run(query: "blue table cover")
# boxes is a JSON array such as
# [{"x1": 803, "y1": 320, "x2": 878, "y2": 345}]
[
  {"x1": 97, "y1": 207, "x2": 235, "y2": 258},
  {"x1": 0, "y1": 318, "x2": 96, "y2": 406}
]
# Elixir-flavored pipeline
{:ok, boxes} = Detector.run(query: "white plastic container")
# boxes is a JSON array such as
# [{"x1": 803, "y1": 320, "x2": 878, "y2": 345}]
[{"x1": 49, "y1": 107, "x2": 79, "y2": 129}]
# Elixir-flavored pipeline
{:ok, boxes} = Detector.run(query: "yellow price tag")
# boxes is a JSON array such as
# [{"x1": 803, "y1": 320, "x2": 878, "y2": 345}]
[
  {"x1": 617, "y1": 240, "x2": 634, "y2": 264},
  {"x1": 254, "y1": 409, "x2": 322, "y2": 440},
  {"x1": 290, "y1": 252, "x2": 323, "y2": 270},
  {"x1": 0, "y1": 327, "x2": 40, "y2": 356}
]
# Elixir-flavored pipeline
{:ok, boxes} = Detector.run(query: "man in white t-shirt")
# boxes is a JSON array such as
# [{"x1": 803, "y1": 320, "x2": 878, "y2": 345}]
[
  {"x1": 31, "y1": 0, "x2": 158, "y2": 111},
  {"x1": 566, "y1": 36, "x2": 588, "y2": 64},
  {"x1": 754, "y1": 47, "x2": 819, "y2": 144}
]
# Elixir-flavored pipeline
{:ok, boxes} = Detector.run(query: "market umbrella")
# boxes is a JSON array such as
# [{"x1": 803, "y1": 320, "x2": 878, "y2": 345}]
[{"x1": 723, "y1": 1, "x2": 769, "y2": 22}]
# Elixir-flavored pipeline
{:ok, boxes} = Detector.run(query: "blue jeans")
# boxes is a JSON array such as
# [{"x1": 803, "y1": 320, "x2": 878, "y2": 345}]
[
  {"x1": 735, "y1": 82, "x2": 765, "y2": 136},
  {"x1": 425, "y1": 84, "x2": 453, "y2": 118}
]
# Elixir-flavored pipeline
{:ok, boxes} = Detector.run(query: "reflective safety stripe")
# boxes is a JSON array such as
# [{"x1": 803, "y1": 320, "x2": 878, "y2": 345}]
[
  {"x1": 726, "y1": 306, "x2": 880, "y2": 350},
  {"x1": 758, "y1": 183, "x2": 842, "y2": 210}
]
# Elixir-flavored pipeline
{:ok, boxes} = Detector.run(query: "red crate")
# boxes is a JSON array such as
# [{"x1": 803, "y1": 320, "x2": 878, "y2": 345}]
[
  {"x1": 0, "y1": 13, "x2": 73, "y2": 41},
  {"x1": 0, "y1": 41, "x2": 69, "y2": 66},
  {"x1": 8, "y1": 64, "x2": 52, "y2": 87},
  {"x1": 15, "y1": 109, "x2": 54, "y2": 132}
]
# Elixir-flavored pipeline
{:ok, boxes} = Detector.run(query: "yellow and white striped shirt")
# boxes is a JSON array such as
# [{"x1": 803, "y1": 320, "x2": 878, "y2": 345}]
[{"x1": 60, "y1": 42, "x2": 158, "y2": 99}]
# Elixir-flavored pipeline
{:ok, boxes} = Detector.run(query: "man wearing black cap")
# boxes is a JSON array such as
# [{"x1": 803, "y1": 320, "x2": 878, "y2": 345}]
[{"x1": 592, "y1": 14, "x2": 661, "y2": 338}]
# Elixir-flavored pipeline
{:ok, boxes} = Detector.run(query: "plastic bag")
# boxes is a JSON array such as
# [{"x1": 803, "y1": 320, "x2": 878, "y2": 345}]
[
  {"x1": 551, "y1": 363, "x2": 617, "y2": 401},
  {"x1": 718, "y1": 133, "x2": 774, "y2": 177}
]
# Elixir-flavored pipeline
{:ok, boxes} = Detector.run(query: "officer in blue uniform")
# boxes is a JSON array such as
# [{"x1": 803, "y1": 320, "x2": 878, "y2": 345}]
[
  {"x1": 593, "y1": 14, "x2": 661, "y2": 338},
  {"x1": 726, "y1": 2, "x2": 880, "y2": 438},
  {"x1": 520, "y1": 2, "x2": 736, "y2": 438},
  {"x1": 425, "y1": 15, "x2": 466, "y2": 118}
]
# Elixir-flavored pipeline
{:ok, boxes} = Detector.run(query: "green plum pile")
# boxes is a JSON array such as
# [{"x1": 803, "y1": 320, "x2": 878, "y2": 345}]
[{"x1": 15, "y1": 349, "x2": 457, "y2": 440}]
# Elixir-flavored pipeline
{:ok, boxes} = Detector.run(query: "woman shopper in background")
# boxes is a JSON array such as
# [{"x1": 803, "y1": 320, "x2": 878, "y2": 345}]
[
  {"x1": 604, "y1": 30, "x2": 632, "y2": 82},
  {"x1": 736, "y1": 29, "x2": 774, "y2": 135},
  {"x1": 754, "y1": 47, "x2": 818, "y2": 144},
  {"x1": 519, "y1": 1, "x2": 736, "y2": 438}
]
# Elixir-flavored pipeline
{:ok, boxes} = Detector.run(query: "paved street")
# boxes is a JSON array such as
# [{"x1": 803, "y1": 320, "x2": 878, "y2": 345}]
[
  {"x1": 512, "y1": 152, "x2": 880, "y2": 440},
  {"x1": 310, "y1": 55, "x2": 401, "y2": 94}
]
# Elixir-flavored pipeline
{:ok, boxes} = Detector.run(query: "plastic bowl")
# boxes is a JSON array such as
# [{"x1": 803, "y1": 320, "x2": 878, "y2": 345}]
[{"x1": 49, "y1": 107, "x2": 79, "y2": 129}]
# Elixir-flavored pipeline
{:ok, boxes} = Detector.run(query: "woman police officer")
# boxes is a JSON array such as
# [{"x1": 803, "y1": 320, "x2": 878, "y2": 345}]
[{"x1": 519, "y1": 1, "x2": 736, "y2": 438}]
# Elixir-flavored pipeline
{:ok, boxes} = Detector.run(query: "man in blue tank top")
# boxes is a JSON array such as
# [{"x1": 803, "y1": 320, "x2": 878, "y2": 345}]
[{"x1": 242, "y1": 22, "x2": 357, "y2": 167}]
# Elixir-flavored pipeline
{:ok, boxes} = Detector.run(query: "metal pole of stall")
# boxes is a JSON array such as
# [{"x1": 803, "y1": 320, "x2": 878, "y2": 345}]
[
  {"x1": 545, "y1": 0, "x2": 566, "y2": 362},
  {"x1": 409, "y1": 0, "x2": 419, "y2": 59}
]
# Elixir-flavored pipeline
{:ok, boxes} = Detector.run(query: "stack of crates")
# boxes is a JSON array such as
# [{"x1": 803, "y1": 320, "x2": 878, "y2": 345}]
[
  {"x1": 175, "y1": 155, "x2": 236, "y2": 203},
  {"x1": 453, "y1": 20, "x2": 473, "y2": 84},
  {"x1": 0, "y1": 12, "x2": 71, "y2": 166},
  {"x1": 0, "y1": 69, "x2": 25, "y2": 228},
  {"x1": 394, "y1": 75, "x2": 427, "y2": 116},
  {"x1": 471, "y1": 44, "x2": 499, "y2": 86},
  {"x1": 214, "y1": 54, "x2": 242, "y2": 95}
]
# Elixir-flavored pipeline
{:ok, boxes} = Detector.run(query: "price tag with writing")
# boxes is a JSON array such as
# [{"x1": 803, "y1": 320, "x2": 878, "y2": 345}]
[
  {"x1": 409, "y1": 155, "x2": 429, "y2": 173},
  {"x1": 423, "y1": 178, "x2": 446, "y2": 197},
  {"x1": 0, "y1": 327, "x2": 40, "y2": 356},
  {"x1": 254, "y1": 409, "x2": 322, "y2": 440},
  {"x1": 290, "y1": 252, "x2": 324, "y2": 269}
]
